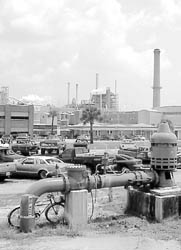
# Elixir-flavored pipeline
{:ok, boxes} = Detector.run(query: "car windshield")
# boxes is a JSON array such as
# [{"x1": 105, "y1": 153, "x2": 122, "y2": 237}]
[{"x1": 46, "y1": 158, "x2": 63, "y2": 164}]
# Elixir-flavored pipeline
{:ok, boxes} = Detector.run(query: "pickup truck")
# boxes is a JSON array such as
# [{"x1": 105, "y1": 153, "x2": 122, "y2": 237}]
[
  {"x1": 40, "y1": 139, "x2": 66, "y2": 155},
  {"x1": 59, "y1": 147, "x2": 105, "y2": 174}
]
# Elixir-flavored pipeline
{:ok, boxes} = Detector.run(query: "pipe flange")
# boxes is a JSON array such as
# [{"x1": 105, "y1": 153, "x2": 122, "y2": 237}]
[
  {"x1": 58, "y1": 173, "x2": 70, "y2": 193},
  {"x1": 66, "y1": 165, "x2": 87, "y2": 172}
]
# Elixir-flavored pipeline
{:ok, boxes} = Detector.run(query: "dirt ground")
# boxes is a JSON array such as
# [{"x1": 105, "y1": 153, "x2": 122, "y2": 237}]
[{"x1": 1, "y1": 174, "x2": 181, "y2": 250}]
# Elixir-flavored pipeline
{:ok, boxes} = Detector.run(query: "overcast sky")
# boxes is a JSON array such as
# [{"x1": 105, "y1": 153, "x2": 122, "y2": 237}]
[{"x1": 0, "y1": 0, "x2": 181, "y2": 110}]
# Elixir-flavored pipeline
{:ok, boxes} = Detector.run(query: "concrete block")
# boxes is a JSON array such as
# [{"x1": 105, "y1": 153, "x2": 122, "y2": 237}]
[
  {"x1": 126, "y1": 187, "x2": 181, "y2": 222},
  {"x1": 64, "y1": 189, "x2": 88, "y2": 231}
]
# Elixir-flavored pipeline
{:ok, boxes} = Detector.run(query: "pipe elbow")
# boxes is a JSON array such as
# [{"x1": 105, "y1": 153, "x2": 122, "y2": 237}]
[{"x1": 25, "y1": 177, "x2": 67, "y2": 197}]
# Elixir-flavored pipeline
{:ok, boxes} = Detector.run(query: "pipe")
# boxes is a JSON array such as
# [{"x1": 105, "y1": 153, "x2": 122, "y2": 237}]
[
  {"x1": 88, "y1": 170, "x2": 158, "y2": 190},
  {"x1": 19, "y1": 169, "x2": 158, "y2": 232},
  {"x1": 24, "y1": 170, "x2": 157, "y2": 197},
  {"x1": 25, "y1": 177, "x2": 68, "y2": 197}
]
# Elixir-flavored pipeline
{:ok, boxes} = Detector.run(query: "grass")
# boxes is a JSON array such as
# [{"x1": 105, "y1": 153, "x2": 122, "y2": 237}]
[{"x1": 0, "y1": 220, "x2": 83, "y2": 241}]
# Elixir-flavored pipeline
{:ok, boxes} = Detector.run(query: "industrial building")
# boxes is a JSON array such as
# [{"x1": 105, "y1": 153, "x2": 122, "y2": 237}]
[
  {"x1": 63, "y1": 48, "x2": 181, "y2": 140},
  {"x1": 0, "y1": 48, "x2": 181, "y2": 140},
  {"x1": 0, "y1": 104, "x2": 34, "y2": 137},
  {"x1": 0, "y1": 87, "x2": 34, "y2": 137},
  {"x1": 90, "y1": 87, "x2": 119, "y2": 112}
]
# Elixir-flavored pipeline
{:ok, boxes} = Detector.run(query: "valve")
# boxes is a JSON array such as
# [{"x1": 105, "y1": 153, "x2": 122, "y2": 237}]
[{"x1": 151, "y1": 121, "x2": 177, "y2": 187}]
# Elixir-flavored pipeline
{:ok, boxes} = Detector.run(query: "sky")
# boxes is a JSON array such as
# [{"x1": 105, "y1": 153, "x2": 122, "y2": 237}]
[{"x1": 0, "y1": 0, "x2": 181, "y2": 110}]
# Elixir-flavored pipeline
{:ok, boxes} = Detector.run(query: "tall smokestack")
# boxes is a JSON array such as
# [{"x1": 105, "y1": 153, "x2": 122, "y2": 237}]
[
  {"x1": 115, "y1": 80, "x2": 117, "y2": 94},
  {"x1": 67, "y1": 82, "x2": 70, "y2": 106},
  {"x1": 76, "y1": 83, "x2": 78, "y2": 105},
  {"x1": 152, "y1": 49, "x2": 161, "y2": 109},
  {"x1": 96, "y1": 73, "x2": 99, "y2": 89}
]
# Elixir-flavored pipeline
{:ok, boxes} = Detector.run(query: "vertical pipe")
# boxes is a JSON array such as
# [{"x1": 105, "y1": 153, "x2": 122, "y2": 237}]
[{"x1": 152, "y1": 49, "x2": 161, "y2": 109}]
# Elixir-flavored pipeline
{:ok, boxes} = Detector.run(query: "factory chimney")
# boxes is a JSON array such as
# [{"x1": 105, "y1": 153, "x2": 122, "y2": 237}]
[
  {"x1": 152, "y1": 49, "x2": 161, "y2": 109},
  {"x1": 115, "y1": 80, "x2": 117, "y2": 94},
  {"x1": 76, "y1": 83, "x2": 78, "y2": 105},
  {"x1": 67, "y1": 82, "x2": 70, "y2": 106},
  {"x1": 96, "y1": 73, "x2": 99, "y2": 89}
]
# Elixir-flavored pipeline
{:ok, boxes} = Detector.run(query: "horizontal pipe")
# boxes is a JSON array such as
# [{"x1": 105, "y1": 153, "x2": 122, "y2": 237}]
[
  {"x1": 24, "y1": 170, "x2": 157, "y2": 197},
  {"x1": 88, "y1": 170, "x2": 157, "y2": 189},
  {"x1": 25, "y1": 178, "x2": 66, "y2": 197},
  {"x1": 20, "y1": 170, "x2": 158, "y2": 232}
]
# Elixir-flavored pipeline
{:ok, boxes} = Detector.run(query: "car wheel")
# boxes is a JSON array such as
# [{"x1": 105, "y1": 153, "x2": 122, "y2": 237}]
[
  {"x1": 41, "y1": 149, "x2": 45, "y2": 155},
  {"x1": 38, "y1": 170, "x2": 48, "y2": 179},
  {"x1": 0, "y1": 176, "x2": 5, "y2": 182}
]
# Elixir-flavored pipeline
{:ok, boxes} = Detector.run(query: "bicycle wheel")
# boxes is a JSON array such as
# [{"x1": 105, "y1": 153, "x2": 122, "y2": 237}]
[
  {"x1": 45, "y1": 202, "x2": 64, "y2": 224},
  {"x1": 8, "y1": 206, "x2": 20, "y2": 228}
]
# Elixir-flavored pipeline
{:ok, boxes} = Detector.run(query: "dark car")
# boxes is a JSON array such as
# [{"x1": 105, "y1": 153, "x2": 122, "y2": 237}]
[
  {"x1": 40, "y1": 139, "x2": 66, "y2": 155},
  {"x1": 11, "y1": 140, "x2": 39, "y2": 156},
  {"x1": 96, "y1": 154, "x2": 144, "y2": 174},
  {"x1": 73, "y1": 138, "x2": 89, "y2": 148}
]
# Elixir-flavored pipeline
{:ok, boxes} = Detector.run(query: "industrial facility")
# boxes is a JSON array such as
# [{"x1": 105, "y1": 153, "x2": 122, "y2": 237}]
[{"x1": 0, "y1": 48, "x2": 181, "y2": 139}]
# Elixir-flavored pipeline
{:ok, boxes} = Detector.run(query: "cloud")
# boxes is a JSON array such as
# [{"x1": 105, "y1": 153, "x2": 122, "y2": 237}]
[
  {"x1": 20, "y1": 94, "x2": 52, "y2": 105},
  {"x1": 160, "y1": 0, "x2": 181, "y2": 22},
  {"x1": 0, "y1": 0, "x2": 177, "y2": 109}
]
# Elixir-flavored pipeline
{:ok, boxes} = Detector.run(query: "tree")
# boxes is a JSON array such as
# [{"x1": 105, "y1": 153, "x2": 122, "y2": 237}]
[
  {"x1": 48, "y1": 108, "x2": 59, "y2": 135},
  {"x1": 80, "y1": 106, "x2": 101, "y2": 144}
]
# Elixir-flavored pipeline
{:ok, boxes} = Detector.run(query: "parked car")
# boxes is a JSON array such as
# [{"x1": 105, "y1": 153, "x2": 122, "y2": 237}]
[
  {"x1": 11, "y1": 155, "x2": 69, "y2": 179},
  {"x1": 0, "y1": 162, "x2": 16, "y2": 181},
  {"x1": 73, "y1": 138, "x2": 89, "y2": 148},
  {"x1": 0, "y1": 146, "x2": 24, "y2": 162},
  {"x1": 40, "y1": 139, "x2": 66, "y2": 155},
  {"x1": 11, "y1": 140, "x2": 39, "y2": 156},
  {"x1": 96, "y1": 154, "x2": 144, "y2": 174}
]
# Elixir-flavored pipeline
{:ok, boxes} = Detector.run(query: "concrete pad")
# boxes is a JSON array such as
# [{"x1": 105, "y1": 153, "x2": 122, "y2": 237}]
[{"x1": 126, "y1": 187, "x2": 181, "y2": 222}]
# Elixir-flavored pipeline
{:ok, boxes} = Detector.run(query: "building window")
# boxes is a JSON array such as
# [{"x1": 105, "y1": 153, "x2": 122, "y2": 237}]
[{"x1": 11, "y1": 116, "x2": 29, "y2": 120}]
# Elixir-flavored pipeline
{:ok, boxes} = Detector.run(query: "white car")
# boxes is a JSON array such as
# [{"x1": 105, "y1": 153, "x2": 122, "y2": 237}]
[{"x1": 12, "y1": 155, "x2": 69, "y2": 179}]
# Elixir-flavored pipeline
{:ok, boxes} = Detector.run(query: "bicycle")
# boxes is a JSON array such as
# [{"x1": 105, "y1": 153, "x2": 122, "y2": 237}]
[{"x1": 7, "y1": 192, "x2": 65, "y2": 228}]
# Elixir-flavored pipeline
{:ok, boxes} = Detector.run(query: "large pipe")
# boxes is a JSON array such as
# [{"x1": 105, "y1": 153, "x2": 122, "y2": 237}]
[
  {"x1": 25, "y1": 177, "x2": 67, "y2": 197},
  {"x1": 19, "y1": 168, "x2": 158, "y2": 232},
  {"x1": 25, "y1": 170, "x2": 157, "y2": 196},
  {"x1": 152, "y1": 49, "x2": 161, "y2": 109}
]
